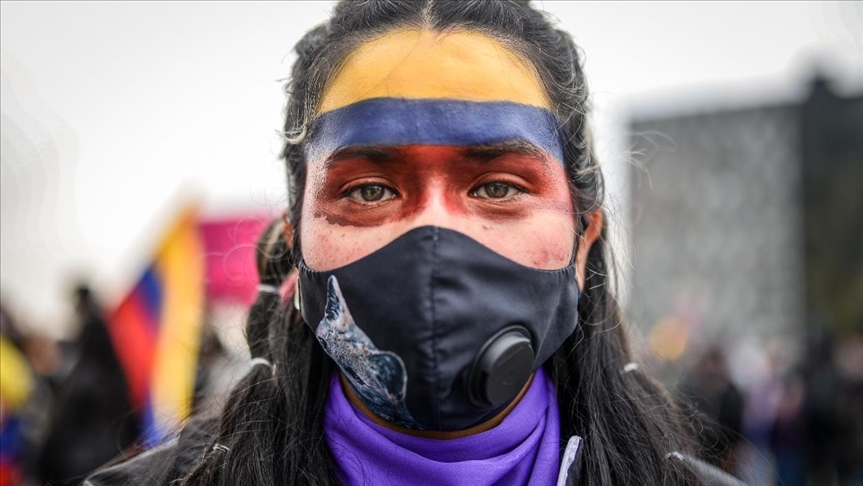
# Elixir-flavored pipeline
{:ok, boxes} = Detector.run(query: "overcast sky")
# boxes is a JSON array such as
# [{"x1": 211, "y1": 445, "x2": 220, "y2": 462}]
[{"x1": 2, "y1": 1, "x2": 861, "y2": 336}]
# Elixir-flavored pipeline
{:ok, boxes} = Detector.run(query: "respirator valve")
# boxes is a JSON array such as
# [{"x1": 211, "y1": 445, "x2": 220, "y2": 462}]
[{"x1": 468, "y1": 326, "x2": 534, "y2": 407}]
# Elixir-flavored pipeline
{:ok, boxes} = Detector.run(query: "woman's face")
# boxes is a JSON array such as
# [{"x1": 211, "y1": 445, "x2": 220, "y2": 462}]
[{"x1": 300, "y1": 29, "x2": 577, "y2": 272}]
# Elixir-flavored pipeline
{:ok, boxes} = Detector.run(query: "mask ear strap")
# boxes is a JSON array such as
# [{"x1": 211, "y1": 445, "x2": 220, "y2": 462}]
[
  {"x1": 278, "y1": 210, "x2": 303, "y2": 311},
  {"x1": 294, "y1": 279, "x2": 302, "y2": 311}
]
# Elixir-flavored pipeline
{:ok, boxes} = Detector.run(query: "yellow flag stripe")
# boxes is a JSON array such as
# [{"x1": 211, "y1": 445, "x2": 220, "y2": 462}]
[{"x1": 319, "y1": 29, "x2": 550, "y2": 114}]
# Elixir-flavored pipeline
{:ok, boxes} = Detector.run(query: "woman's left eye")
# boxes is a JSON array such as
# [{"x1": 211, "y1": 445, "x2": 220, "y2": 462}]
[
  {"x1": 471, "y1": 182, "x2": 523, "y2": 200},
  {"x1": 344, "y1": 184, "x2": 397, "y2": 203}
]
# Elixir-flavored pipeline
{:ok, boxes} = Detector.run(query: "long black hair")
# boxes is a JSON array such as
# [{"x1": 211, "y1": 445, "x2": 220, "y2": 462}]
[{"x1": 183, "y1": 1, "x2": 702, "y2": 485}]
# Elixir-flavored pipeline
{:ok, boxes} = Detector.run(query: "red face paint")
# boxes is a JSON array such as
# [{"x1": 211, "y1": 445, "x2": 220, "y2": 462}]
[
  {"x1": 313, "y1": 145, "x2": 572, "y2": 226},
  {"x1": 302, "y1": 144, "x2": 577, "y2": 271}
]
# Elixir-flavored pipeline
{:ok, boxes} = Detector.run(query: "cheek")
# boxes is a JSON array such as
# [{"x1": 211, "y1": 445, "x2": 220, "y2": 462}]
[
  {"x1": 533, "y1": 227, "x2": 576, "y2": 268},
  {"x1": 299, "y1": 191, "x2": 356, "y2": 270},
  {"x1": 300, "y1": 176, "x2": 346, "y2": 269},
  {"x1": 496, "y1": 213, "x2": 575, "y2": 270},
  {"x1": 300, "y1": 188, "x2": 400, "y2": 270},
  {"x1": 301, "y1": 166, "x2": 341, "y2": 269},
  {"x1": 503, "y1": 176, "x2": 576, "y2": 270},
  {"x1": 466, "y1": 186, "x2": 576, "y2": 270},
  {"x1": 300, "y1": 214, "x2": 371, "y2": 270}
]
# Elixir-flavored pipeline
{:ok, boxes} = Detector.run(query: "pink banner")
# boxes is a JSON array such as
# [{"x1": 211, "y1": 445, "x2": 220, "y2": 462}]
[{"x1": 198, "y1": 215, "x2": 270, "y2": 306}]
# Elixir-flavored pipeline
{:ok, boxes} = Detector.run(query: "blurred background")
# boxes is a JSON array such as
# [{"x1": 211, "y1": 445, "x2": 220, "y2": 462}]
[{"x1": 1, "y1": 2, "x2": 861, "y2": 485}]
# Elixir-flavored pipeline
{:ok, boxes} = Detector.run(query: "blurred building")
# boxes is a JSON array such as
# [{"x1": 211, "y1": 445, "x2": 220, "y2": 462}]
[
  {"x1": 629, "y1": 76, "x2": 863, "y2": 351},
  {"x1": 800, "y1": 81, "x2": 863, "y2": 338}
]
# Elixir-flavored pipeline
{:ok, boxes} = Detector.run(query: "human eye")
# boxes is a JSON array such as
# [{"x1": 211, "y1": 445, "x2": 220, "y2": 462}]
[
  {"x1": 343, "y1": 183, "x2": 397, "y2": 203},
  {"x1": 470, "y1": 181, "x2": 524, "y2": 200}
]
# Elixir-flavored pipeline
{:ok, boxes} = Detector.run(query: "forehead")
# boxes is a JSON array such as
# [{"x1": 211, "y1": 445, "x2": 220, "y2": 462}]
[
  {"x1": 318, "y1": 28, "x2": 550, "y2": 113},
  {"x1": 309, "y1": 29, "x2": 562, "y2": 165}
]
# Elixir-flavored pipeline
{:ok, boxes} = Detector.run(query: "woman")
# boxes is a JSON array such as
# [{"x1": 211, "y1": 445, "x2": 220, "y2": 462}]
[{"x1": 87, "y1": 1, "x2": 744, "y2": 485}]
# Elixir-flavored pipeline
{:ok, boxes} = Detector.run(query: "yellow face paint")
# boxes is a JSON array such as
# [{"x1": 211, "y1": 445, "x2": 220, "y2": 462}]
[{"x1": 318, "y1": 29, "x2": 551, "y2": 114}]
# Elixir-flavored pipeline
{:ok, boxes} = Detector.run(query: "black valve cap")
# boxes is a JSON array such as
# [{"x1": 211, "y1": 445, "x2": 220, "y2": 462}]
[{"x1": 468, "y1": 326, "x2": 535, "y2": 407}]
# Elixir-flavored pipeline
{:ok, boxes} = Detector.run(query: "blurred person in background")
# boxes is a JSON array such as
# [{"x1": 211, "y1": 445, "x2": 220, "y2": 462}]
[
  {"x1": 801, "y1": 329, "x2": 841, "y2": 485},
  {"x1": 798, "y1": 328, "x2": 861, "y2": 486},
  {"x1": 680, "y1": 346, "x2": 745, "y2": 474},
  {"x1": 734, "y1": 337, "x2": 808, "y2": 486},
  {"x1": 36, "y1": 284, "x2": 140, "y2": 486},
  {"x1": 834, "y1": 332, "x2": 863, "y2": 485},
  {"x1": 769, "y1": 362, "x2": 806, "y2": 486}
]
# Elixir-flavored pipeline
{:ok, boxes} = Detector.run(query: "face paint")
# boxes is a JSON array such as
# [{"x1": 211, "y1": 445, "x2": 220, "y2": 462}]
[
  {"x1": 305, "y1": 98, "x2": 565, "y2": 166},
  {"x1": 300, "y1": 226, "x2": 580, "y2": 431},
  {"x1": 317, "y1": 29, "x2": 550, "y2": 113},
  {"x1": 300, "y1": 29, "x2": 578, "y2": 431},
  {"x1": 311, "y1": 144, "x2": 573, "y2": 230}
]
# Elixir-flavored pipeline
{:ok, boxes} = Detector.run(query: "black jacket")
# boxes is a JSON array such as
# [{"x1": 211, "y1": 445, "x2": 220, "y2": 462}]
[
  {"x1": 84, "y1": 416, "x2": 746, "y2": 486},
  {"x1": 41, "y1": 311, "x2": 140, "y2": 486}
]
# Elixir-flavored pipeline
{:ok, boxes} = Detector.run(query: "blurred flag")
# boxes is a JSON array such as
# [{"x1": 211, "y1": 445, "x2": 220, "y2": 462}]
[
  {"x1": 107, "y1": 206, "x2": 205, "y2": 447},
  {"x1": 0, "y1": 336, "x2": 33, "y2": 486}
]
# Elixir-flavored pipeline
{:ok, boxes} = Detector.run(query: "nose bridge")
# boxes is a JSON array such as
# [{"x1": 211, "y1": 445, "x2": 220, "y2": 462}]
[
  {"x1": 408, "y1": 186, "x2": 472, "y2": 235},
  {"x1": 411, "y1": 189, "x2": 453, "y2": 228}
]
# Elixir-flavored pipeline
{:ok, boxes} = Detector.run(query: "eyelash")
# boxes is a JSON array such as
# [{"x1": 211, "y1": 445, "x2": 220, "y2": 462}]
[
  {"x1": 470, "y1": 181, "x2": 525, "y2": 200},
  {"x1": 342, "y1": 183, "x2": 398, "y2": 203},
  {"x1": 342, "y1": 179, "x2": 527, "y2": 204}
]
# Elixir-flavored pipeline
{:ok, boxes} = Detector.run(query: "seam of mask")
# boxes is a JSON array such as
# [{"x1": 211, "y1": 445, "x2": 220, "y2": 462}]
[{"x1": 430, "y1": 226, "x2": 441, "y2": 427}]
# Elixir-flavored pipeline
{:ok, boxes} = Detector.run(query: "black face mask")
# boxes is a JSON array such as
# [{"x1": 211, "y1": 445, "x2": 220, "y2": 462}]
[{"x1": 299, "y1": 226, "x2": 579, "y2": 431}]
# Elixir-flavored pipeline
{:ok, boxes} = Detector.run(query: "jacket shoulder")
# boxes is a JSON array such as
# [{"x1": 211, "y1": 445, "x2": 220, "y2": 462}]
[
  {"x1": 83, "y1": 444, "x2": 179, "y2": 486},
  {"x1": 559, "y1": 448, "x2": 748, "y2": 486},
  {"x1": 672, "y1": 453, "x2": 748, "y2": 486},
  {"x1": 83, "y1": 415, "x2": 216, "y2": 486}
]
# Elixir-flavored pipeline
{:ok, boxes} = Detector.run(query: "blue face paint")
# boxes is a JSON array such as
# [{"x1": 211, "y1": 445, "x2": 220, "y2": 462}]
[{"x1": 305, "y1": 98, "x2": 565, "y2": 165}]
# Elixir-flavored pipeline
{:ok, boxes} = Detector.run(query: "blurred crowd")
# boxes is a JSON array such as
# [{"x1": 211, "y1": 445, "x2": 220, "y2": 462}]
[
  {"x1": 1, "y1": 286, "x2": 138, "y2": 486},
  {"x1": 1, "y1": 284, "x2": 862, "y2": 485},
  {"x1": 0, "y1": 285, "x2": 245, "y2": 486},
  {"x1": 677, "y1": 334, "x2": 863, "y2": 486}
]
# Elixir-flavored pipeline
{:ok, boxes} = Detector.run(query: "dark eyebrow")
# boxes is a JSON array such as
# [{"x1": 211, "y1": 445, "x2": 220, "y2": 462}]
[
  {"x1": 461, "y1": 141, "x2": 548, "y2": 164},
  {"x1": 324, "y1": 141, "x2": 549, "y2": 165},
  {"x1": 326, "y1": 146, "x2": 396, "y2": 165}
]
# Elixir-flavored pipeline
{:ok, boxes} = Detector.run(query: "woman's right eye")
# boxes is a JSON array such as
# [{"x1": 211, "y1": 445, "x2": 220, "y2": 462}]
[{"x1": 344, "y1": 184, "x2": 396, "y2": 203}]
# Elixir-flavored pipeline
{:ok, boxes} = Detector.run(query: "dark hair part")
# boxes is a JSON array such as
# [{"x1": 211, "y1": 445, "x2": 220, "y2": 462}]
[{"x1": 184, "y1": 1, "x2": 702, "y2": 485}]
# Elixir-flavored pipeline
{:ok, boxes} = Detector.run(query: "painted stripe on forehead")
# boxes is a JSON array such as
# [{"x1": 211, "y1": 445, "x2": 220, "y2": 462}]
[{"x1": 305, "y1": 98, "x2": 565, "y2": 165}]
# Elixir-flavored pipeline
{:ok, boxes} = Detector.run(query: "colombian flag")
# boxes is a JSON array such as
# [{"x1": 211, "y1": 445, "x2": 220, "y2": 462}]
[{"x1": 108, "y1": 206, "x2": 205, "y2": 447}]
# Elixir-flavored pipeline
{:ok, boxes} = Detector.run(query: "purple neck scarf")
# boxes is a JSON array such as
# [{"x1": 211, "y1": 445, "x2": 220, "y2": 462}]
[{"x1": 324, "y1": 366, "x2": 561, "y2": 486}]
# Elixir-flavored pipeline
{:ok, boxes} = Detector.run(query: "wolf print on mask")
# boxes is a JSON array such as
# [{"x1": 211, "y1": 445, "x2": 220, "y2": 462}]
[{"x1": 315, "y1": 276, "x2": 421, "y2": 429}]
